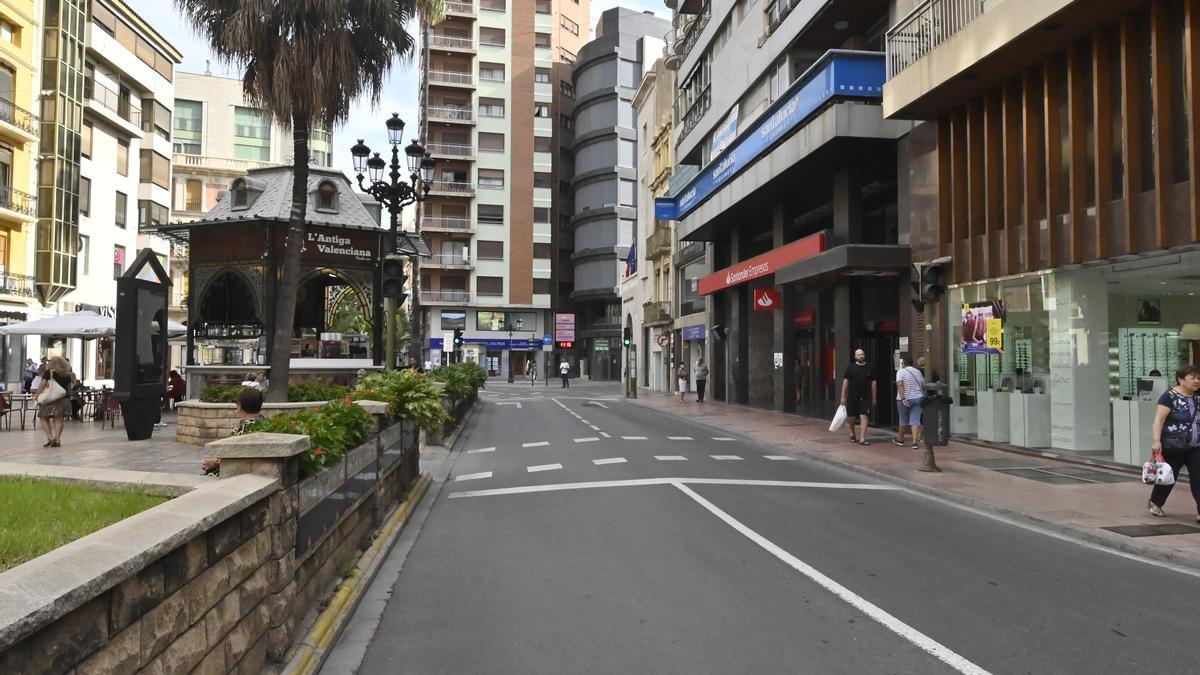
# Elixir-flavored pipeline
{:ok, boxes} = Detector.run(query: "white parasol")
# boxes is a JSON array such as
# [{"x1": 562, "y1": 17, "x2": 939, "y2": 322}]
[{"x1": 0, "y1": 310, "x2": 187, "y2": 338}]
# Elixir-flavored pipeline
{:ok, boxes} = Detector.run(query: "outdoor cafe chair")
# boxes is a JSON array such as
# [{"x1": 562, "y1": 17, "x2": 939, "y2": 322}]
[
  {"x1": 0, "y1": 392, "x2": 12, "y2": 431},
  {"x1": 103, "y1": 391, "x2": 123, "y2": 429}
]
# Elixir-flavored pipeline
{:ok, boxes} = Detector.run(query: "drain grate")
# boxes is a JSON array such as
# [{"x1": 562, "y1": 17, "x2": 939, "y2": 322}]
[
  {"x1": 962, "y1": 458, "x2": 1044, "y2": 469},
  {"x1": 962, "y1": 459, "x2": 1134, "y2": 485},
  {"x1": 1102, "y1": 523, "x2": 1200, "y2": 537},
  {"x1": 998, "y1": 468, "x2": 1093, "y2": 485}
]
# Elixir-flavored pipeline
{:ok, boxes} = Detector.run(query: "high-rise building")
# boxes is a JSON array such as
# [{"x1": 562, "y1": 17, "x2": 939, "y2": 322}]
[
  {"x1": 568, "y1": 8, "x2": 670, "y2": 381},
  {"x1": 417, "y1": 0, "x2": 589, "y2": 378},
  {"x1": 0, "y1": 0, "x2": 42, "y2": 387}
]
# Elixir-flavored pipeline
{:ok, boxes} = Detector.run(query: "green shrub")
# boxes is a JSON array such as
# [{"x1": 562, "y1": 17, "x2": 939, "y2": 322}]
[
  {"x1": 198, "y1": 385, "x2": 242, "y2": 403},
  {"x1": 430, "y1": 362, "x2": 487, "y2": 400},
  {"x1": 245, "y1": 398, "x2": 373, "y2": 476},
  {"x1": 350, "y1": 369, "x2": 450, "y2": 433},
  {"x1": 287, "y1": 378, "x2": 348, "y2": 403}
]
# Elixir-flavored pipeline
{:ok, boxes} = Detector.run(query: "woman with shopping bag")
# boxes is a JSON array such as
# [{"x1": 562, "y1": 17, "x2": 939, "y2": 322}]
[
  {"x1": 34, "y1": 355, "x2": 73, "y2": 448},
  {"x1": 1146, "y1": 366, "x2": 1200, "y2": 519}
]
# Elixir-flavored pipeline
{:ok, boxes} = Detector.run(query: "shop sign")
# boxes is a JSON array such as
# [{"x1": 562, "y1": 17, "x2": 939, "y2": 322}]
[
  {"x1": 681, "y1": 325, "x2": 706, "y2": 341},
  {"x1": 429, "y1": 337, "x2": 540, "y2": 350},
  {"x1": 655, "y1": 197, "x2": 678, "y2": 221},
  {"x1": 554, "y1": 312, "x2": 576, "y2": 341},
  {"x1": 961, "y1": 300, "x2": 1007, "y2": 355},
  {"x1": 193, "y1": 322, "x2": 262, "y2": 339},
  {"x1": 709, "y1": 105, "x2": 739, "y2": 157},
  {"x1": 793, "y1": 309, "x2": 815, "y2": 328},
  {"x1": 699, "y1": 232, "x2": 825, "y2": 295},
  {"x1": 753, "y1": 288, "x2": 781, "y2": 311},
  {"x1": 302, "y1": 225, "x2": 378, "y2": 265},
  {"x1": 594, "y1": 338, "x2": 609, "y2": 352}
]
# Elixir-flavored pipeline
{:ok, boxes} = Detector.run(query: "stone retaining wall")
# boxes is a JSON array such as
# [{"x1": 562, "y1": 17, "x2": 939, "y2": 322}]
[{"x1": 174, "y1": 400, "x2": 325, "y2": 446}]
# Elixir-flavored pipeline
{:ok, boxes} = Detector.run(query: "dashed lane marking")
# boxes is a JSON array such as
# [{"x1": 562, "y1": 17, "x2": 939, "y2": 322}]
[
  {"x1": 580, "y1": 419, "x2": 590, "y2": 424},
  {"x1": 466, "y1": 447, "x2": 496, "y2": 454},
  {"x1": 522, "y1": 441, "x2": 550, "y2": 448},
  {"x1": 496, "y1": 402, "x2": 523, "y2": 409},
  {"x1": 574, "y1": 437, "x2": 600, "y2": 443},
  {"x1": 589, "y1": 425, "x2": 602, "y2": 431},
  {"x1": 600, "y1": 432, "x2": 612, "y2": 438},
  {"x1": 654, "y1": 455, "x2": 688, "y2": 461},
  {"x1": 455, "y1": 472, "x2": 492, "y2": 482},
  {"x1": 713, "y1": 437, "x2": 737, "y2": 441},
  {"x1": 711, "y1": 455, "x2": 744, "y2": 461},
  {"x1": 764, "y1": 455, "x2": 797, "y2": 461},
  {"x1": 527, "y1": 463, "x2": 563, "y2": 473},
  {"x1": 450, "y1": 477, "x2": 900, "y2": 498},
  {"x1": 592, "y1": 458, "x2": 627, "y2": 465},
  {"x1": 667, "y1": 436, "x2": 694, "y2": 441},
  {"x1": 622, "y1": 436, "x2": 648, "y2": 440}
]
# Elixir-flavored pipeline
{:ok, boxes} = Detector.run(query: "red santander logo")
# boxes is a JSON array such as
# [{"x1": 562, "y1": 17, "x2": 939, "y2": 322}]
[{"x1": 753, "y1": 288, "x2": 781, "y2": 311}]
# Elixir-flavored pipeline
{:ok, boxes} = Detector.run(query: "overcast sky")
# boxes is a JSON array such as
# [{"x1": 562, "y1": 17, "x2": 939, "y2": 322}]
[{"x1": 130, "y1": 0, "x2": 669, "y2": 182}]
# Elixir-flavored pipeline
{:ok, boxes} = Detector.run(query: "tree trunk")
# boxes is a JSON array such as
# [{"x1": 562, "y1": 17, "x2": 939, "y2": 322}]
[{"x1": 266, "y1": 114, "x2": 310, "y2": 402}]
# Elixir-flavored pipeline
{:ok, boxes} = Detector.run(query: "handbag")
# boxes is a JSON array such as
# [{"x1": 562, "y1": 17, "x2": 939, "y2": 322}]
[
  {"x1": 829, "y1": 404, "x2": 848, "y2": 432},
  {"x1": 1142, "y1": 459, "x2": 1160, "y2": 485},
  {"x1": 36, "y1": 377, "x2": 67, "y2": 405},
  {"x1": 1156, "y1": 461, "x2": 1176, "y2": 486}
]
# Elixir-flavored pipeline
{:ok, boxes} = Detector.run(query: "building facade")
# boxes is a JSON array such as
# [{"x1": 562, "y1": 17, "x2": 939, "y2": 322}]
[
  {"x1": 885, "y1": 0, "x2": 1200, "y2": 466},
  {"x1": 654, "y1": 0, "x2": 911, "y2": 420},
  {"x1": 417, "y1": 0, "x2": 589, "y2": 378}
]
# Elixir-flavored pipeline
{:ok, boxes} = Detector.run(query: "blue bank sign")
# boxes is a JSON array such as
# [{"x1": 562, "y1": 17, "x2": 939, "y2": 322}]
[{"x1": 657, "y1": 50, "x2": 884, "y2": 223}]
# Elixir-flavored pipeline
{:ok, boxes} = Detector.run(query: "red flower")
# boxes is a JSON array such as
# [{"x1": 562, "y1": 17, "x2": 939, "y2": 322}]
[{"x1": 313, "y1": 448, "x2": 327, "y2": 457}]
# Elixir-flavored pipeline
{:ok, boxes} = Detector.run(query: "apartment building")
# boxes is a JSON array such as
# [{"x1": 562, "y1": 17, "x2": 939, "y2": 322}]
[
  {"x1": 417, "y1": 0, "x2": 589, "y2": 378},
  {"x1": 883, "y1": 0, "x2": 1200, "y2": 466},
  {"x1": 653, "y1": 0, "x2": 911, "y2": 417},
  {"x1": 569, "y1": 8, "x2": 669, "y2": 381},
  {"x1": 0, "y1": 0, "x2": 41, "y2": 387}
]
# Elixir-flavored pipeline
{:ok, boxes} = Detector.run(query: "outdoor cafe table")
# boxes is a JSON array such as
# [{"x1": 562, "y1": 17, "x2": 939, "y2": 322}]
[{"x1": 5, "y1": 393, "x2": 35, "y2": 431}]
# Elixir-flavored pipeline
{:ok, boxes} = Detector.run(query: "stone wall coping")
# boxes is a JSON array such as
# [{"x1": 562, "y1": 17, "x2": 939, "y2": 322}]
[
  {"x1": 354, "y1": 400, "x2": 389, "y2": 415},
  {"x1": 176, "y1": 400, "x2": 323, "y2": 410},
  {"x1": 205, "y1": 432, "x2": 311, "y2": 459},
  {"x1": 0, "y1": 474, "x2": 278, "y2": 651},
  {"x1": 0, "y1": 463, "x2": 209, "y2": 497}
]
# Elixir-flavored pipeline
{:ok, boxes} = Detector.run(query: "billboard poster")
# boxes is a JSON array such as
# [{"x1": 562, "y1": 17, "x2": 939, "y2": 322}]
[{"x1": 961, "y1": 300, "x2": 1006, "y2": 355}]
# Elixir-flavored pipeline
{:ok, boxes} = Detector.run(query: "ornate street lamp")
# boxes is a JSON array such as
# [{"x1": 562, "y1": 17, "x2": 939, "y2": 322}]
[{"x1": 350, "y1": 114, "x2": 434, "y2": 371}]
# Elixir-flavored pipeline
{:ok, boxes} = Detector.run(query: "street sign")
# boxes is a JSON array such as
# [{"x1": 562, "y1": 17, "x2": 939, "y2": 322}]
[
  {"x1": 656, "y1": 333, "x2": 671, "y2": 347},
  {"x1": 542, "y1": 335, "x2": 552, "y2": 345},
  {"x1": 554, "y1": 313, "x2": 575, "y2": 341}
]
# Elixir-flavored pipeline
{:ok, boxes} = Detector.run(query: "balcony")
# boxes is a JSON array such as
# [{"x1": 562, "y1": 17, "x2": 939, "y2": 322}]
[
  {"x1": 427, "y1": 142, "x2": 475, "y2": 160},
  {"x1": 0, "y1": 271, "x2": 36, "y2": 300},
  {"x1": 84, "y1": 77, "x2": 141, "y2": 128},
  {"x1": 427, "y1": 105, "x2": 474, "y2": 124},
  {"x1": 643, "y1": 301, "x2": 672, "y2": 326},
  {"x1": 427, "y1": 69, "x2": 475, "y2": 88},
  {"x1": 673, "y1": 1, "x2": 711, "y2": 65},
  {"x1": 647, "y1": 225, "x2": 672, "y2": 259},
  {"x1": 425, "y1": 253, "x2": 474, "y2": 269},
  {"x1": 422, "y1": 216, "x2": 475, "y2": 233},
  {"x1": 885, "y1": 0, "x2": 985, "y2": 79},
  {"x1": 428, "y1": 180, "x2": 475, "y2": 197},
  {"x1": 428, "y1": 33, "x2": 475, "y2": 51},
  {"x1": 0, "y1": 185, "x2": 38, "y2": 222},
  {"x1": 421, "y1": 289, "x2": 472, "y2": 305},
  {"x1": 444, "y1": 0, "x2": 476, "y2": 17},
  {"x1": 0, "y1": 98, "x2": 38, "y2": 144},
  {"x1": 173, "y1": 153, "x2": 277, "y2": 175}
]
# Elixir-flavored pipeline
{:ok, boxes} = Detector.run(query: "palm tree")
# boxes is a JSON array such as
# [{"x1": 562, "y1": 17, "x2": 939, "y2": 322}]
[{"x1": 178, "y1": 0, "x2": 425, "y2": 402}]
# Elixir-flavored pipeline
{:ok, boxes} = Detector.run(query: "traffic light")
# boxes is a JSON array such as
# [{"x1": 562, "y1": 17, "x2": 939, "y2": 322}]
[
  {"x1": 920, "y1": 261, "x2": 947, "y2": 304},
  {"x1": 452, "y1": 327, "x2": 464, "y2": 347},
  {"x1": 622, "y1": 326, "x2": 631, "y2": 347},
  {"x1": 381, "y1": 255, "x2": 407, "y2": 301}
]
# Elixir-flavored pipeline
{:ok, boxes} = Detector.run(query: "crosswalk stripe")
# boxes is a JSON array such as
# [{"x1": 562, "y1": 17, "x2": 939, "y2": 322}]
[
  {"x1": 711, "y1": 455, "x2": 744, "y2": 461},
  {"x1": 592, "y1": 458, "x2": 627, "y2": 465},
  {"x1": 527, "y1": 463, "x2": 563, "y2": 472},
  {"x1": 654, "y1": 455, "x2": 688, "y2": 461},
  {"x1": 668, "y1": 436, "x2": 693, "y2": 441},
  {"x1": 764, "y1": 455, "x2": 796, "y2": 461},
  {"x1": 622, "y1": 436, "x2": 647, "y2": 440},
  {"x1": 574, "y1": 437, "x2": 600, "y2": 443},
  {"x1": 522, "y1": 441, "x2": 550, "y2": 448},
  {"x1": 713, "y1": 437, "x2": 737, "y2": 441},
  {"x1": 466, "y1": 447, "x2": 496, "y2": 454},
  {"x1": 600, "y1": 432, "x2": 612, "y2": 438},
  {"x1": 455, "y1": 472, "x2": 492, "y2": 481}
]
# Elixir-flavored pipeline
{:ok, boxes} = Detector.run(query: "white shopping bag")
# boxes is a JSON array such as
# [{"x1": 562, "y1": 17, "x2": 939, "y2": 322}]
[
  {"x1": 1156, "y1": 462, "x2": 1176, "y2": 486},
  {"x1": 1142, "y1": 460, "x2": 1159, "y2": 485},
  {"x1": 829, "y1": 405, "x2": 848, "y2": 432}
]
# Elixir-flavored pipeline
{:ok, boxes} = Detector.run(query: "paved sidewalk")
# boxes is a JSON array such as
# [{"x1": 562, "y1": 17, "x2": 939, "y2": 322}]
[
  {"x1": 0, "y1": 411, "x2": 207, "y2": 475},
  {"x1": 632, "y1": 391, "x2": 1200, "y2": 570}
]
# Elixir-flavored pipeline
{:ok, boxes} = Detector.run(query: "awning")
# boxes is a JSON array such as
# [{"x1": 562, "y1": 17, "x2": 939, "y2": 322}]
[
  {"x1": 774, "y1": 244, "x2": 911, "y2": 286},
  {"x1": 0, "y1": 311, "x2": 186, "y2": 338}
]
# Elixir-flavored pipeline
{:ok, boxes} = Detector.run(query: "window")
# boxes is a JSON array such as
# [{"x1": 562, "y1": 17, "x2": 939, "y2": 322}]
[
  {"x1": 441, "y1": 311, "x2": 467, "y2": 330},
  {"x1": 316, "y1": 181, "x2": 337, "y2": 211},
  {"x1": 140, "y1": 150, "x2": 170, "y2": 189},
  {"x1": 476, "y1": 240, "x2": 504, "y2": 260},
  {"x1": 533, "y1": 242, "x2": 552, "y2": 258},
  {"x1": 560, "y1": 81, "x2": 575, "y2": 98},
  {"x1": 534, "y1": 68, "x2": 551, "y2": 83},
  {"x1": 78, "y1": 234, "x2": 89, "y2": 275},
  {"x1": 0, "y1": 20, "x2": 15, "y2": 44},
  {"x1": 534, "y1": 136, "x2": 552, "y2": 153},
  {"x1": 480, "y1": 0, "x2": 505, "y2": 10},
  {"x1": 139, "y1": 200, "x2": 168, "y2": 227},
  {"x1": 479, "y1": 62, "x2": 505, "y2": 82},
  {"x1": 478, "y1": 204, "x2": 503, "y2": 224},
  {"x1": 533, "y1": 278, "x2": 551, "y2": 294},
  {"x1": 535, "y1": 32, "x2": 551, "y2": 48},
  {"x1": 535, "y1": 0, "x2": 551, "y2": 12},
  {"x1": 533, "y1": 207, "x2": 550, "y2": 224},
  {"x1": 115, "y1": 191, "x2": 127, "y2": 228},
  {"x1": 478, "y1": 169, "x2": 504, "y2": 189},
  {"x1": 113, "y1": 244, "x2": 125, "y2": 280},
  {"x1": 478, "y1": 132, "x2": 505, "y2": 152},
  {"x1": 476, "y1": 276, "x2": 503, "y2": 296},
  {"x1": 560, "y1": 15, "x2": 579, "y2": 35},
  {"x1": 234, "y1": 106, "x2": 271, "y2": 161},
  {"x1": 560, "y1": 114, "x2": 573, "y2": 130},
  {"x1": 479, "y1": 27, "x2": 505, "y2": 46},
  {"x1": 184, "y1": 179, "x2": 202, "y2": 211},
  {"x1": 116, "y1": 140, "x2": 129, "y2": 176},
  {"x1": 534, "y1": 104, "x2": 550, "y2": 118},
  {"x1": 534, "y1": 173, "x2": 552, "y2": 189},
  {"x1": 479, "y1": 98, "x2": 505, "y2": 118},
  {"x1": 231, "y1": 179, "x2": 248, "y2": 209},
  {"x1": 81, "y1": 122, "x2": 92, "y2": 157},
  {"x1": 142, "y1": 99, "x2": 171, "y2": 141},
  {"x1": 79, "y1": 177, "x2": 90, "y2": 216},
  {"x1": 174, "y1": 99, "x2": 202, "y2": 154}
]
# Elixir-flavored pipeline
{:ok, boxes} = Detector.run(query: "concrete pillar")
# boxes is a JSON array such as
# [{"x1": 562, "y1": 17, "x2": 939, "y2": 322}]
[
  {"x1": 770, "y1": 204, "x2": 796, "y2": 412},
  {"x1": 832, "y1": 166, "x2": 862, "y2": 246}
]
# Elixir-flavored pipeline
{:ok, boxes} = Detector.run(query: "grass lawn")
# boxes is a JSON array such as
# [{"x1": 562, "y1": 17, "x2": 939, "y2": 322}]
[{"x1": 0, "y1": 477, "x2": 170, "y2": 572}]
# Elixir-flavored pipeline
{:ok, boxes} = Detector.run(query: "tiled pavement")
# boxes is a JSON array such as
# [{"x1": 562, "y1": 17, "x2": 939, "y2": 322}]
[{"x1": 632, "y1": 391, "x2": 1200, "y2": 570}]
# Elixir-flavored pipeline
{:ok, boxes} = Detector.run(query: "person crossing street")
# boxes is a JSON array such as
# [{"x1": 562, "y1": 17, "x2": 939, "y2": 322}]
[{"x1": 559, "y1": 359, "x2": 570, "y2": 388}]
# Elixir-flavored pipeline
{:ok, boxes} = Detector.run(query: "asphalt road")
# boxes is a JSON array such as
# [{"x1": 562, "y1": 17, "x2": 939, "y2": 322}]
[{"x1": 336, "y1": 380, "x2": 1200, "y2": 674}]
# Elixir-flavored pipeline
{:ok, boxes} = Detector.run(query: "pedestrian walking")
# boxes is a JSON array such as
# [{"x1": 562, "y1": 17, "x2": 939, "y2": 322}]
[
  {"x1": 839, "y1": 348, "x2": 876, "y2": 445},
  {"x1": 1147, "y1": 366, "x2": 1200, "y2": 520},
  {"x1": 893, "y1": 353, "x2": 926, "y2": 449},
  {"x1": 559, "y1": 359, "x2": 570, "y2": 388},
  {"x1": 21, "y1": 358, "x2": 36, "y2": 394},
  {"x1": 677, "y1": 362, "x2": 689, "y2": 402},
  {"x1": 34, "y1": 356, "x2": 72, "y2": 448},
  {"x1": 694, "y1": 357, "x2": 709, "y2": 403},
  {"x1": 527, "y1": 359, "x2": 537, "y2": 386}
]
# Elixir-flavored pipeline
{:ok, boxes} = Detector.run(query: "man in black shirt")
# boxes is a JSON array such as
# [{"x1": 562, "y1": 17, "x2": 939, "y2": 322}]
[{"x1": 840, "y1": 348, "x2": 876, "y2": 445}]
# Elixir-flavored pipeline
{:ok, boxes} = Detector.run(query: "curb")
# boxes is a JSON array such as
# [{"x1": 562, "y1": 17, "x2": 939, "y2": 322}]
[
  {"x1": 281, "y1": 471, "x2": 434, "y2": 675},
  {"x1": 630, "y1": 397, "x2": 1200, "y2": 574}
]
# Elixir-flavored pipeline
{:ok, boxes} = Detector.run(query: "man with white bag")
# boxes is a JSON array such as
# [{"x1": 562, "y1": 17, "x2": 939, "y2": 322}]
[{"x1": 839, "y1": 349, "x2": 876, "y2": 446}]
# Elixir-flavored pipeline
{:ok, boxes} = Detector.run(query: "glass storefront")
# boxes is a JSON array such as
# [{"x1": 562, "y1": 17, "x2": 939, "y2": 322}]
[{"x1": 946, "y1": 250, "x2": 1200, "y2": 465}]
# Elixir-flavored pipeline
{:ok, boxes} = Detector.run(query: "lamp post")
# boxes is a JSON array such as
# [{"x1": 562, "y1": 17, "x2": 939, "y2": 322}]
[
  {"x1": 350, "y1": 113, "x2": 436, "y2": 371},
  {"x1": 506, "y1": 317, "x2": 524, "y2": 383}
]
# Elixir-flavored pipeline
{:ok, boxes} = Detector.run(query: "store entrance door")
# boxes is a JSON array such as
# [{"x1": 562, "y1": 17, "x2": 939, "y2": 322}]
[{"x1": 794, "y1": 329, "x2": 820, "y2": 416}]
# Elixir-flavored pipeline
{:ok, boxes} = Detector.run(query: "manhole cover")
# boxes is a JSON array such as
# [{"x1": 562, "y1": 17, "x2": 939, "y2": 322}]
[{"x1": 1102, "y1": 524, "x2": 1200, "y2": 537}]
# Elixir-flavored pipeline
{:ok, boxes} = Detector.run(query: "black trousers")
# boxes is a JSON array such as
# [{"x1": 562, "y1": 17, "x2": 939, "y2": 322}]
[
  {"x1": 561, "y1": 374, "x2": 569, "y2": 387},
  {"x1": 696, "y1": 379, "x2": 707, "y2": 401},
  {"x1": 1150, "y1": 446, "x2": 1200, "y2": 511}
]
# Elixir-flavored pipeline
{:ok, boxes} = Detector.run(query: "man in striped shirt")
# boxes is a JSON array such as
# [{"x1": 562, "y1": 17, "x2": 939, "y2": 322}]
[{"x1": 894, "y1": 353, "x2": 926, "y2": 449}]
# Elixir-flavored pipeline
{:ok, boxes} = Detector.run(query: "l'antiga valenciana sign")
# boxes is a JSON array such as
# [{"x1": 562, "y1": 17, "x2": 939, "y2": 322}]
[{"x1": 301, "y1": 226, "x2": 378, "y2": 266}]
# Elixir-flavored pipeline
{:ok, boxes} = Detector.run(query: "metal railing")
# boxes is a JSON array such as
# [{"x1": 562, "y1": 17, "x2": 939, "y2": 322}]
[
  {"x1": 421, "y1": 289, "x2": 472, "y2": 304},
  {"x1": 427, "y1": 105, "x2": 474, "y2": 123},
  {"x1": 428, "y1": 253, "x2": 473, "y2": 267},
  {"x1": 0, "y1": 271, "x2": 35, "y2": 298},
  {"x1": 0, "y1": 97, "x2": 38, "y2": 134},
  {"x1": 675, "y1": 2, "x2": 711, "y2": 64},
  {"x1": 427, "y1": 142, "x2": 475, "y2": 158},
  {"x1": 885, "y1": 0, "x2": 985, "y2": 79},
  {"x1": 84, "y1": 77, "x2": 141, "y2": 127},
  {"x1": 643, "y1": 301, "x2": 672, "y2": 325},
  {"x1": 428, "y1": 69, "x2": 475, "y2": 86},
  {"x1": 428, "y1": 180, "x2": 475, "y2": 195},
  {"x1": 677, "y1": 85, "x2": 710, "y2": 141},
  {"x1": 0, "y1": 185, "x2": 37, "y2": 217},
  {"x1": 429, "y1": 34, "x2": 475, "y2": 49},
  {"x1": 444, "y1": 1, "x2": 476, "y2": 15},
  {"x1": 422, "y1": 216, "x2": 474, "y2": 231}
]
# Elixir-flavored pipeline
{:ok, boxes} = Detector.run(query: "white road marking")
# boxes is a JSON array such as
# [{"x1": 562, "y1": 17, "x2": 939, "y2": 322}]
[
  {"x1": 522, "y1": 441, "x2": 550, "y2": 448},
  {"x1": 585, "y1": 401, "x2": 609, "y2": 408},
  {"x1": 711, "y1": 455, "x2": 744, "y2": 461},
  {"x1": 496, "y1": 402, "x2": 523, "y2": 409},
  {"x1": 667, "y1": 436, "x2": 694, "y2": 441},
  {"x1": 454, "y1": 472, "x2": 492, "y2": 482},
  {"x1": 654, "y1": 455, "x2": 688, "y2": 461},
  {"x1": 764, "y1": 455, "x2": 796, "y2": 461},
  {"x1": 592, "y1": 458, "x2": 627, "y2": 465},
  {"x1": 713, "y1": 437, "x2": 737, "y2": 442},
  {"x1": 527, "y1": 463, "x2": 563, "y2": 473},
  {"x1": 672, "y1": 482, "x2": 990, "y2": 675},
  {"x1": 574, "y1": 437, "x2": 600, "y2": 443},
  {"x1": 622, "y1": 436, "x2": 648, "y2": 440},
  {"x1": 449, "y1": 477, "x2": 898, "y2": 498},
  {"x1": 589, "y1": 425, "x2": 601, "y2": 431},
  {"x1": 466, "y1": 447, "x2": 496, "y2": 454},
  {"x1": 600, "y1": 432, "x2": 612, "y2": 438},
  {"x1": 580, "y1": 419, "x2": 590, "y2": 424}
]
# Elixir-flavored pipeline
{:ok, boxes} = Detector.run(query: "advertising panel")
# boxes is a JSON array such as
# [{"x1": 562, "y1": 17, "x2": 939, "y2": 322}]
[{"x1": 961, "y1": 300, "x2": 1006, "y2": 355}]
